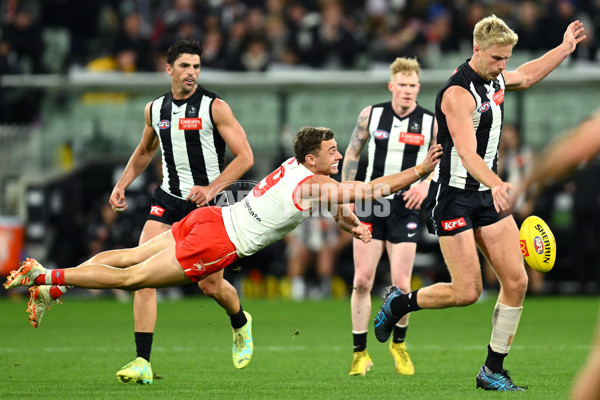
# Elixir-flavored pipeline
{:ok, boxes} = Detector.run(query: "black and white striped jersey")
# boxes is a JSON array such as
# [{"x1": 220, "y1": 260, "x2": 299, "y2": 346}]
[
  {"x1": 150, "y1": 86, "x2": 225, "y2": 199},
  {"x1": 434, "y1": 60, "x2": 505, "y2": 191},
  {"x1": 364, "y1": 102, "x2": 435, "y2": 197}
]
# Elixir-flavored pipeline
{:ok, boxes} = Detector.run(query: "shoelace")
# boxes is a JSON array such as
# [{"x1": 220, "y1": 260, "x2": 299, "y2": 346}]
[{"x1": 497, "y1": 369, "x2": 528, "y2": 390}]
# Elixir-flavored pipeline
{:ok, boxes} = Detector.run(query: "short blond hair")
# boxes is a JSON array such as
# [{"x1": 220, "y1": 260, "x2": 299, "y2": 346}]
[
  {"x1": 389, "y1": 57, "x2": 421, "y2": 79},
  {"x1": 473, "y1": 15, "x2": 518, "y2": 50}
]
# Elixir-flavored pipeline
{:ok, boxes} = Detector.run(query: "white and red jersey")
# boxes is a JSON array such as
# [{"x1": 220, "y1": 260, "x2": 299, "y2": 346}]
[{"x1": 221, "y1": 158, "x2": 315, "y2": 257}]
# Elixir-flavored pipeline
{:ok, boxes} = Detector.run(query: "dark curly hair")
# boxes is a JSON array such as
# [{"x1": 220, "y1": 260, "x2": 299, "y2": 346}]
[
  {"x1": 293, "y1": 126, "x2": 335, "y2": 163},
  {"x1": 166, "y1": 40, "x2": 204, "y2": 65}
]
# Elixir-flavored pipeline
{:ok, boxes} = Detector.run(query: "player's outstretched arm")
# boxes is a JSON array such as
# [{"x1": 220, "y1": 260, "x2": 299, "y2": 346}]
[
  {"x1": 304, "y1": 144, "x2": 441, "y2": 208},
  {"x1": 354, "y1": 143, "x2": 442, "y2": 200},
  {"x1": 368, "y1": 143, "x2": 442, "y2": 196},
  {"x1": 504, "y1": 20, "x2": 586, "y2": 91}
]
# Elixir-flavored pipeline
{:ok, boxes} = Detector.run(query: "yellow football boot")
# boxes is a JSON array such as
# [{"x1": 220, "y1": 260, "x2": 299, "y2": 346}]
[
  {"x1": 232, "y1": 311, "x2": 253, "y2": 369},
  {"x1": 349, "y1": 350, "x2": 373, "y2": 376},
  {"x1": 389, "y1": 341, "x2": 414, "y2": 375}
]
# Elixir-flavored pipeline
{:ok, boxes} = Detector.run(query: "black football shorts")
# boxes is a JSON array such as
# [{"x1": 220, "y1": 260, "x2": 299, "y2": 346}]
[
  {"x1": 356, "y1": 194, "x2": 420, "y2": 243},
  {"x1": 424, "y1": 181, "x2": 508, "y2": 236},
  {"x1": 147, "y1": 186, "x2": 232, "y2": 225}
]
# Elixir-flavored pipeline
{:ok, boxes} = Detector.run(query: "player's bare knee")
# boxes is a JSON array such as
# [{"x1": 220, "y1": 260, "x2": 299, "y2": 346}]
[
  {"x1": 455, "y1": 288, "x2": 480, "y2": 306},
  {"x1": 517, "y1": 273, "x2": 529, "y2": 294},
  {"x1": 502, "y1": 272, "x2": 528, "y2": 296},
  {"x1": 352, "y1": 278, "x2": 373, "y2": 294},
  {"x1": 198, "y1": 279, "x2": 220, "y2": 297}
]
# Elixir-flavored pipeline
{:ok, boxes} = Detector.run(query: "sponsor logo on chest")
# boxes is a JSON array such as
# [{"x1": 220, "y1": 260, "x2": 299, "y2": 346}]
[
  {"x1": 398, "y1": 132, "x2": 424, "y2": 146},
  {"x1": 179, "y1": 118, "x2": 202, "y2": 130},
  {"x1": 493, "y1": 89, "x2": 504, "y2": 105}
]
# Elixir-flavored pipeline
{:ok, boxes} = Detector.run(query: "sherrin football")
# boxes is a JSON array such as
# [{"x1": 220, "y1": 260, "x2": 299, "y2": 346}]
[{"x1": 519, "y1": 215, "x2": 556, "y2": 273}]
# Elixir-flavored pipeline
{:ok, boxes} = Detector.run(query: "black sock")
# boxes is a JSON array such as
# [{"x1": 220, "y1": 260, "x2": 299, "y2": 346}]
[
  {"x1": 485, "y1": 345, "x2": 507, "y2": 373},
  {"x1": 228, "y1": 305, "x2": 247, "y2": 329},
  {"x1": 393, "y1": 325, "x2": 407, "y2": 344},
  {"x1": 391, "y1": 289, "x2": 421, "y2": 317},
  {"x1": 135, "y1": 332, "x2": 153, "y2": 362},
  {"x1": 353, "y1": 332, "x2": 367, "y2": 352}
]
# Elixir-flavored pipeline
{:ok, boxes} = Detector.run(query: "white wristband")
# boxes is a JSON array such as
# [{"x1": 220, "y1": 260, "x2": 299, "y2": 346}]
[{"x1": 414, "y1": 167, "x2": 423, "y2": 179}]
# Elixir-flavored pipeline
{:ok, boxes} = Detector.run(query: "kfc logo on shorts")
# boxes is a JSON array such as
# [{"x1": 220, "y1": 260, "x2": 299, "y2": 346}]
[
  {"x1": 373, "y1": 130, "x2": 389, "y2": 139},
  {"x1": 477, "y1": 102, "x2": 491, "y2": 113},
  {"x1": 150, "y1": 205, "x2": 165, "y2": 217},
  {"x1": 158, "y1": 120, "x2": 170, "y2": 129},
  {"x1": 441, "y1": 217, "x2": 467, "y2": 231}
]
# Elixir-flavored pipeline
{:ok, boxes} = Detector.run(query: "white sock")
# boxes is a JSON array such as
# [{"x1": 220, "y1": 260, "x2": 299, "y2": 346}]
[
  {"x1": 291, "y1": 277, "x2": 305, "y2": 301},
  {"x1": 490, "y1": 301, "x2": 523, "y2": 354}
]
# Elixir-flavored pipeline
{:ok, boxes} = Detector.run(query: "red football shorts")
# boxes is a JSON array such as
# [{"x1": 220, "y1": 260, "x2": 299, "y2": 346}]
[{"x1": 171, "y1": 206, "x2": 239, "y2": 282}]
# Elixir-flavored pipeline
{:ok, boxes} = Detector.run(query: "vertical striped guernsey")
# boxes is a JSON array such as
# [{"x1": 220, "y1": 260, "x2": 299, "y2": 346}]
[
  {"x1": 364, "y1": 102, "x2": 434, "y2": 198},
  {"x1": 434, "y1": 60, "x2": 505, "y2": 191},
  {"x1": 150, "y1": 86, "x2": 226, "y2": 199}
]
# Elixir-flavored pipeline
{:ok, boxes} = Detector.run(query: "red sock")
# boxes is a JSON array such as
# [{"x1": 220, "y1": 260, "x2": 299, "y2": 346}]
[
  {"x1": 49, "y1": 285, "x2": 68, "y2": 300},
  {"x1": 34, "y1": 270, "x2": 65, "y2": 286},
  {"x1": 50, "y1": 269, "x2": 65, "y2": 285},
  {"x1": 34, "y1": 274, "x2": 46, "y2": 285}
]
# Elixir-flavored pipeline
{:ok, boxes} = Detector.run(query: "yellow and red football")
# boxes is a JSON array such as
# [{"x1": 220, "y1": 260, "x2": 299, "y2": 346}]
[{"x1": 519, "y1": 215, "x2": 556, "y2": 273}]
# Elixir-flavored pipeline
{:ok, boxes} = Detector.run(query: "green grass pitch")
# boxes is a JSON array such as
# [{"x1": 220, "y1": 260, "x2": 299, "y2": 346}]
[{"x1": 0, "y1": 294, "x2": 597, "y2": 399}]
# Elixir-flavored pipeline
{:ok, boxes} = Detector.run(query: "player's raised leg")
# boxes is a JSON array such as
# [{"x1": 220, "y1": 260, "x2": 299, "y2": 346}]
[
  {"x1": 63, "y1": 247, "x2": 190, "y2": 290},
  {"x1": 374, "y1": 230, "x2": 483, "y2": 342},
  {"x1": 4, "y1": 231, "x2": 190, "y2": 291},
  {"x1": 4, "y1": 230, "x2": 177, "y2": 291}
]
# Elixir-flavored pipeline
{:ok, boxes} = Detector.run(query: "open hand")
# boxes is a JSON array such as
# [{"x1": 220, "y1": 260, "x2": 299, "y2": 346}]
[{"x1": 562, "y1": 20, "x2": 586, "y2": 53}]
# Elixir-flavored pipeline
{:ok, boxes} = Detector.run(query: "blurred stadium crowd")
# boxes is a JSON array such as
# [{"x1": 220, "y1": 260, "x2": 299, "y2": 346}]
[
  {"x1": 1, "y1": 0, "x2": 599, "y2": 299},
  {"x1": 1, "y1": 0, "x2": 599, "y2": 75}
]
